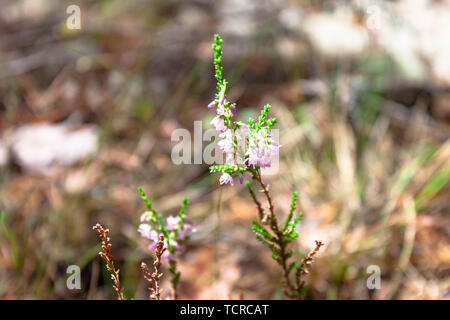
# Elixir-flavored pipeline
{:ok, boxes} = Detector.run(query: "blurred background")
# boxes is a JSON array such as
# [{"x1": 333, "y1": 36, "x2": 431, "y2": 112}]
[{"x1": 0, "y1": 0, "x2": 449, "y2": 300}]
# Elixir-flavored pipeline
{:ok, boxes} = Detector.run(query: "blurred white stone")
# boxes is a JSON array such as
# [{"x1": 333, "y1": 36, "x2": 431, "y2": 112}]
[
  {"x1": 217, "y1": 0, "x2": 258, "y2": 37},
  {"x1": 367, "y1": 0, "x2": 450, "y2": 84},
  {"x1": 302, "y1": 12, "x2": 369, "y2": 57},
  {"x1": 64, "y1": 167, "x2": 99, "y2": 194},
  {"x1": 11, "y1": 122, "x2": 98, "y2": 175},
  {"x1": 275, "y1": 37, "x2": 302, "y2": 61},
  {"x1": 279, "y1": 5, "x2": 304, "y2": 31}
]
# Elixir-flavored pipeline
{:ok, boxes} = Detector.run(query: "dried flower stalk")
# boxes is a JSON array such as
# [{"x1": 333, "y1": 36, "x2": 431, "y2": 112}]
[
  {"x1": 92, "y1": 223, "x2": 125, "y2": 300},
  {"x1": 141, "y1": 235, "x2": 166, "y2": 300},
  {"x1": 295, "y1": 240, "x2": 324, "y2": 291}
]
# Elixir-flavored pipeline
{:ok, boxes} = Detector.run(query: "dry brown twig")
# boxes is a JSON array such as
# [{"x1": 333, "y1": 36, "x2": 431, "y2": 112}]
[
  {"x1": 141, "y1": 235, "x2": 166, "y2": 300},
  {"x1": 92, "y1": 223, "x2": 125, "y2": 300},
  {"x1": 228, "y1": 291, "x2": 245, "y2": 300},
  {"x1": 295, "y1": 240, "x2": 325, "y2": 290}
]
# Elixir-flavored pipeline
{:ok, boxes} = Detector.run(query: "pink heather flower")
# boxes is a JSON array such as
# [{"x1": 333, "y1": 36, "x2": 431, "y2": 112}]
[
  {"x1": 225, "y1": 153, "x2": 235, "y2": 164},
  {"x1": 218, "y1": 133, "x2": 234, "y2": 154},
  {"x1": 269, "y1": 140, "x2": 280, "y2": 154},
  {"x1": 238, "y1": 122, "x2": 249, "y2": 135},
  {"x1": 244, "y1": 127, "x2": 280, "y2": 168},
  {"x1": 177, "y1": 221, "x2": 195, "y2": 240},
  {"x1": 184, "y1": 220, "x2": 194, "y2": 231},
  {"x1": 218, "y1": 138, "x2": 234, "y2": 154},
  {"x1": 148, "y1": 242, "x2": 156, "y2": 251},
  {"x1": 166, "y1": 216, "x2": 179, "y2": 231},
  {"x1": 138, "y1": 223, "x2": 152, "y2": 239},
  {"x1": 162, "y1": 250, "x2": 174, "y2": 261},
  {"x1": 140, "y1": 211, "x2": 152, "y2": 222},
  {"x1": 239, "y1": 174, "x2": 244, "y2": 184},
  {"x1": 246, "y1": 148, "x2": 260, "y2": 167},
  {"x1": 216, "y1": 103, "x2": 225, "y2": 115},
  {"x1": 177, "y1": 230, "x2": 187, "y2": 240},
  {"x1": 219, "y1": 171, "x2": 234, "y2": 186},
  {"x1": 207, "y1": 101, "x2": 216, "y2": 108},
  {"x1": 218, "y1": 87, "x2": 225, "y2": 106},
  {"x1": 172, "y1": 241, "x2": 182, "y2": 251},
  {"x1": 211, "y1": 115, "x2": 225, "y2": 131},
  {"x1": 230, "y1": 104, "x2": 236, "y2": 116}
]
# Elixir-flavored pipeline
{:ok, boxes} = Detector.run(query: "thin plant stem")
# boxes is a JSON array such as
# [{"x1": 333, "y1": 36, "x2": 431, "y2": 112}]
[
  {"x1": 92, "y1": 223, "x2": 125, "y2": 300},
  {"x1": 248, "y1": 169, "x2": 297, "y2": 296},
  {"x1": 141, "y1": 235, "x2": 166, "y2": 300},
  {"x1": 246, "y1": 169, "x2": 323, "y2": 299},
  {"x1": 214, "y1": 187, "x2": 223, "y2": 298}
]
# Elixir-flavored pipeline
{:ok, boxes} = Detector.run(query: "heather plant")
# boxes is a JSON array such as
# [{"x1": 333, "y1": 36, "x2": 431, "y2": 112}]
[
  {"x1": 92, "y1": 187, "x2": 193, "y2": 300},
  {"x1": 93, "y1": 222, "x2": 179, "y2": 300},
  {"x1": 137, "y1": 186, "x2": 194, "y2": 299},
  {"x1": 208, "y1": 34, "x2": 323, "y2": 299},
  {"x1": 92, "y1": 35, "x2": 323, "y2": 301}
]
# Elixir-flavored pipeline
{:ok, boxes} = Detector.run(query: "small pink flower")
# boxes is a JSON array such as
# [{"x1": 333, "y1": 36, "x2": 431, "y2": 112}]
[
  {"x1": 207, "y1": 101, "x2": 216, "y2": 108},
  {"x1": 172, "y1": 241, "x2": 182, "y2": 251},
  {"x1": 211, "y1": 115, "x2": 225, "y2": 131},
  {"x1": 219, "y1": 172, "x2": 234, "y2": 186},
  {"x1": 166, "y1": 216, "x2": 179, "y2": 231},
  {"x1": 218, "y1": 88, "x2": 225, "y2": 107},
  {"x1": 162, "y1": 250, "x2": 174, "y2": 260},
  {"x1": 239, "y1": 123, "x2": 249, "y2": 135},
  {"x1": 140, "y1": 212, "x2": 152, "y2": 222},
  {"x1": 218, "y1": 139, "x2": 234, "y2": 154},
  {"x1": 230, "y1": 104, "x2": 236, "y2": 116},
  {"x1": 177, "y1": 221, "x2": 195, "y2": 240},
  {"x1": 225, "y1": 153, "x2": 235, "y2": 164},
  {"x1": 138, "y1": 224, "x2": 152, "y2": 239}
]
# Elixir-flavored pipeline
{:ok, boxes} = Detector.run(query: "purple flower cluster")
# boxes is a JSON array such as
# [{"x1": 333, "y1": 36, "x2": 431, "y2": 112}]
[
  {"x1": 208, "y1": 86, "x2": 280, "y2": 186},
  {"x1": 209, "y1": 84, "x2": 235, "y2": 132},
  {"x1": 138, "y1": 212, "x2": 195, "y2": 260},
  {"x1": 245, "y1": 128, "x2": 280, "y2": 168}
]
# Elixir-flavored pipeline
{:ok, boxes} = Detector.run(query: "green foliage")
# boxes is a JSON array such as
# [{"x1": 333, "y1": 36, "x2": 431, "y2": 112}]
[
  {"x1": 169, "y1": 259, "x2": 181, "y2": 296},
  {"x1": 281, "y1": 192, "x2": 302, "y2": 244},
  {"x1": 212, "y1": 34, "x2": 226, "y2": 96},
  {"x1": 178, "y1": 197, "x2": 188, "y2": 222},
  {"x1": 283, "y1": 191, "x2": 298, "y2": 231},
  {"x1": 1, "y1": 211, "x2": 19, "y2": 270},
  {"x1": 245, "y1": 181, "x2": 252, "y2": 192},
  {"x1": 256, "y1": 104, "x2": 272, "y2": 130},
  {"x1": 247, "y1": 118, "x2": 255, "y2": 129},
  {"x1": 209, "y1": 163, "x2": 245, "y2": 174},
  {"x1": 250, "y1": 188, "x2": 308, "y2": 291},
  {"x1": 266, "y1": 117, "x2": 276, "y2": 129},
  {"x1": 138, "y1": 186, "x2": 157, "y2": 223},
  {"x1": 415, "y1": 167, "x2": 450, "y2": 209},
  {"x1": 252, "y1": 221, "x2": 275, "y2": 242}
]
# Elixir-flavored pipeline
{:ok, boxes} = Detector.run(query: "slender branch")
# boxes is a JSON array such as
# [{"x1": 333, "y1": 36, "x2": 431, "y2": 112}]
[
  {"x1": 141, "y1": 235, "x2": 166, "y2": 300},
  {"x1": 92, "y1": 223, "x2": 125, "y2": 300},
  {"x1": 169, "y1": 259, "x2": 180, "y2": 300},
  {"x1": 248, "y1": 170, "x2": 296, "y2": 296},
  {"x1": 246, "y1": 169, "x2": 324, "y2": 299},
  {"x1": 245, "y1": 181, "x2": 265, "y2": 221},
  {"x1": 295, "y1": 240, "x2": 324, "y2": 293},
  {"x1": 253, "y1": 170, "x2": 275, "y2": 225}
]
